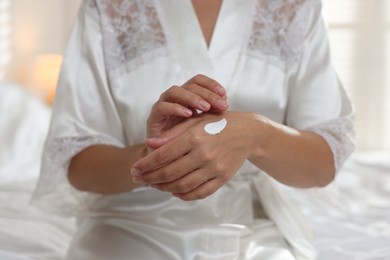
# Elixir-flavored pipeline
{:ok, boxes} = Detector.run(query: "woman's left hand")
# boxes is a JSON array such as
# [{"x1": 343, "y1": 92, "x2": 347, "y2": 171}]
[{"x1": 131, "y1": 111, "x2": 265, "y2": 201}]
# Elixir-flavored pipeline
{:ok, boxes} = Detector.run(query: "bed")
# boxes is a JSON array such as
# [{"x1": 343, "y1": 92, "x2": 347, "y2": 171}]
[
  {"x1": 0, "y1": 81, "x2": 389, "y2": 260},
  {"x1": 0, "y1": 82, "x2": 75, "y2": 260}
]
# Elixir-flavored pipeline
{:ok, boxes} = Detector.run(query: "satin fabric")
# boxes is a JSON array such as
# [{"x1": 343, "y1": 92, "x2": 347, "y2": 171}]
[
  {"x1": 67, "y1": 180, "x2": 296, "y2": 260},
  {"x1": 33, "y1": 0, "x2": 353, "y2": 259}
]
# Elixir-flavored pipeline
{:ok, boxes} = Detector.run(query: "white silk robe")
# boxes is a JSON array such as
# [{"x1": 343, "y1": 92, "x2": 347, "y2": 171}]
[{"x1": 32, "y1": 0, "x2": 355, "y2": 259}]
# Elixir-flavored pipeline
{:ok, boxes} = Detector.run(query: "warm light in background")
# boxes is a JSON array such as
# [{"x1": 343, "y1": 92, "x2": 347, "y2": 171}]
[{"x1": 33, "y1": 54, "x2": 62, "y2": 104}]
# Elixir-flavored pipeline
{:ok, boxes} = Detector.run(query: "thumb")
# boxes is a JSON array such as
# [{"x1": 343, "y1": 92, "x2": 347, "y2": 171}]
[
  {"x1": 145, "y1": 118, "x2": 198, "y2": 149},
  {"x1": 145, "y1": 137, "x2": 171, "y2": 149}
]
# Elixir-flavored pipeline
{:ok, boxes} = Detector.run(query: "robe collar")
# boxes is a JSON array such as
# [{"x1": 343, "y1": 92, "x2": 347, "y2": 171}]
[{"x1": 157, "y1": 0, "x2": 255, "y2": 87}]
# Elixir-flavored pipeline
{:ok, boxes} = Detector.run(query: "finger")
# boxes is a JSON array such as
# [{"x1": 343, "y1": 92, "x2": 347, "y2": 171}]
[
  {"x1": 149, "y1": 101, "x2": 192, "y2": 123},
  {"x1": 172, "y1": 178, "x2": 223, "y2": 201},
  {"x1": 151, "y1": 168, "x2": 210, "y2": 194},
  {"x1": 139, "y1": 153, "x2": 200, "y2": 185},
  {"x1": 186, "y1": 74, "x2": 226, "y2": 97},
  {"x1": 184, "y1": 83, "x2": 229, "y2": 112},
  {"x1": 160, "y1": 86, "x2": 212, "y2": 112},
  {"x1": 132, "y1": 135, "x2": 191, "y2": 176},
  {"x1": 145, "y1": 137, "x2": 171, "y2": 150},
  {"x1": 145, "y1": 118, "x2": 199, "y2": 149}
]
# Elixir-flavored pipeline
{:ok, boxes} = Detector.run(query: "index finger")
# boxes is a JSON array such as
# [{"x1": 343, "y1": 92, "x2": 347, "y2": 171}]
[
  {"x1": 146, "y1": 117, "x2": 199, "y2": 149},
  {"x1": 131, "y1": 137, "x2": 190, "y2": 176},
  {"x1": 186, "y1": 74, "x2": 226, "y2": 97}
]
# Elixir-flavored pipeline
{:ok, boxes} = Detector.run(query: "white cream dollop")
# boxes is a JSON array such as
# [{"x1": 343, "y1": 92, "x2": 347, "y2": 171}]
[{"x1": 203, "y1": 118, "x2": 227, "y2": 135}]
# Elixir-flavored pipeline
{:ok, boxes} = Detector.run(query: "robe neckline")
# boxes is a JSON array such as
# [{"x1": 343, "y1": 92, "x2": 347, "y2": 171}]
[{"x1": 157, "y1": 0, "x2": 255, "y2": 87}]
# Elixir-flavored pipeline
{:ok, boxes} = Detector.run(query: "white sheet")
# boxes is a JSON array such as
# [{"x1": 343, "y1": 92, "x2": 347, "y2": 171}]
[
  {"x1": 2, "y1": 153, "x2": 389, "y2": 260},
  {"x1": 0, "y1": 180, "x2": 76, "y2": 260},
  {"x1": 0, "y1": 251, "x2": 32, "y2": 260},
  {"x1": 289, "y1": 152, "x2": 390, "y2": 259},
  {"x1": 0, "y1": 82, "x2": 389, "y2": 260},
  {"x1": 0, "y1": 82, "x2": 76, "y2": 260},
  {"x1": 0, "y1": 82, "x2": 51, "y2": 184}
]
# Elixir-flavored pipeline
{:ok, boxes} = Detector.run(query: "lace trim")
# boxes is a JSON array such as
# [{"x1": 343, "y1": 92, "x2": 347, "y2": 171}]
[
  {"x1": 82, "y1": 0, "x2": 321, "y2": 74},
  {"x1": 247, "y1": 0, "x2": 319, "y2": 69},
  {"x1": 307, "y1": 116, "x2": 355, "y2": 172},
  {"x1": 84, "y1": 0, "x2": 168, "y2": 74},
  {"x1": 31, "y1": 135, "x2": 124, "y2": 217}
]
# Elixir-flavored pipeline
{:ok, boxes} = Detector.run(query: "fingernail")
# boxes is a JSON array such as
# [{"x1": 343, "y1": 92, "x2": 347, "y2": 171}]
[
  {"x1": 199, "y1": 100, "x2": 211, "y2": 111},
  {"x1": 131, "y1": 168, "x2": 141, "y2": 176},
  {"x1": 216, "y1": 86, "x2": 226, "y2": 95},
  {"x1": 217, "y1": 99, "x2": 228, "y2": 109},
  {"x1": 132, "y1": 175, "x2": 142, "y2": 183},
  {"x1": 183, "y1": 108, "x2": 193, "y2": 117}
]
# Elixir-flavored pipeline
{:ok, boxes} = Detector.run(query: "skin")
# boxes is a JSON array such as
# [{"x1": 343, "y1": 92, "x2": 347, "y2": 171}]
[
  {"x1": 132, "y1": 112, "x2": 334, "y2": 201},
  {"x1": 69, "y1": 1, "x2": 335, "y2": 199},
  {"x1": 191, "y1": 0, "x2": 223, "y2": 47},
  {"x1": 68, "y1": 75, "x2": 228, "y2": 193}
]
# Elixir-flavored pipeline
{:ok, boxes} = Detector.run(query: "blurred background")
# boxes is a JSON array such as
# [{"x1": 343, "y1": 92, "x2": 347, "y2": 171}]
[
  {"x1": 0, "y1": 0, "x2": 389, "y2": 151},
  {"x1": 0, "y1": 0, "x2": 80, "y2": 103},
  {"x1": 0, "y1": 2, "x2": 389, "y2": 259}
]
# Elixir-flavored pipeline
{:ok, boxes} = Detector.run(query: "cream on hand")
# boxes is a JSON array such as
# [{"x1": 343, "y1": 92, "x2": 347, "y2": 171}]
[{"x1": 203, "y1": 118, "x2": 227, "y2": 135}]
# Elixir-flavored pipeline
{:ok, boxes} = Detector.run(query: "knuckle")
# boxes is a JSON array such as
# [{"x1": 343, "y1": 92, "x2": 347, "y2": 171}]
[
  {"x1": 151, "y1": 102, "x2": 162, "y2": 114},
  {"x1": 176, "y1": 181, "x2": 190, "y2": 193},
  {"x1": 188, "y1": 132, "x2": 203, "y2": 146},
  {"x1": 199, "y1": 151, "x2": 213, "y2": 164},
  {"x1": 155, "y1": 150, "x2": 169, "y2": 164},
  {"x1": 160, "y1": 168, "x2": 173, "y2": 181},
  {"x1": 169, "y1": 86, "x2": 180, "y2": 98},
  {"x1": 213, "y1": 161, "x2": 225, "y2": 173},
  {"x1": 184, "y1": 82, "x2": 196, "y2": 92},
  {"x1": 192, "y1": 74, "x2": 204, "y2": 82},
  {"x1": 161, "y1": 86, "x2": 179, "y2": 99},
  {"x1": 160, "y1": 90, "x2": 169, "y2": 100},
  {"x1": 154, "y1": 104, "x2": 164, "y2": 114},
  {"x1": 170, "y1": 85, "x2": 180, "y2": 92},
  {"x1": 195, "y1": 190, "x2": 208, "y2": 200}
]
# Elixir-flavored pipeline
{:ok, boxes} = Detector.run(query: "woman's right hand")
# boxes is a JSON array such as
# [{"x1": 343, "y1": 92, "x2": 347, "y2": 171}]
[{"x1": 146, "y1": 74, "x2": 229, "y2": 141}]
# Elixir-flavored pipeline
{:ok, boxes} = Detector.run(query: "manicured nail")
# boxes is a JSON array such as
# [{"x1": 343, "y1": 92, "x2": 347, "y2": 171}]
[
  {"x1": 183, "y1": 108, "x2": 193, "y2": 117},
  {"x1": 217, "y1": 99, "x2": 228, "y2": 109},
  {"x1": 132, "y1": 175, "x2": 142, "y2": 183},
  {"x1": 131, "y1": 168, "x2": 141, "y2": 176},
  {"x1": 199, "y1": 100, "x2": 211, "y2": 111}
]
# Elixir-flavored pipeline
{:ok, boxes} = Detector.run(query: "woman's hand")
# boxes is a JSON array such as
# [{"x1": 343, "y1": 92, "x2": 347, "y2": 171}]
[
  {"x1": 147, "y1": 74, "x2": 229, "y2": 140},
  {"x1": 133, "y1": 112, "x2": 266, "y2": 201}
]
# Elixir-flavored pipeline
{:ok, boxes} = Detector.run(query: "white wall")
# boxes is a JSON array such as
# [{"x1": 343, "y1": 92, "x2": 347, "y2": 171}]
[
  {"x1": 324, "y1": 1, "x2": 390, "y2": 150},
  {"x1": 6, "y1": 0, "x2": 81, "y2": 87}
]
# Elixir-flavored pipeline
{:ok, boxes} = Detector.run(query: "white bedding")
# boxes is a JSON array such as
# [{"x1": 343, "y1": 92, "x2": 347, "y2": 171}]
[
  {"x1": 0, "y1": 82, "x2": 389, "y2": 260},
  {"x1": 290, "y1": 152, "x2": 390, "y2": 259},
  {"x1": 0, "y1": 82, "x2": 76, "y2": 260}
]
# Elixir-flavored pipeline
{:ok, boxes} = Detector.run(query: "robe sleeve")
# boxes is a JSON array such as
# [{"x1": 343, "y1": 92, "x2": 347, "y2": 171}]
[
  {"x1": 31, "y1": 1, "x2": 126, "y2": 217},
  {"x1": 286, "y1": 2, "x2": 355, "y2": 174}
]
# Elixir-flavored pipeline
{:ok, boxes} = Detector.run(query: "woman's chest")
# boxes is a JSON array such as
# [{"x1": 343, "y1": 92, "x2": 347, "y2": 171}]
[{"x1": 109, "y1": 56, "x2": 289, "y2": 144}]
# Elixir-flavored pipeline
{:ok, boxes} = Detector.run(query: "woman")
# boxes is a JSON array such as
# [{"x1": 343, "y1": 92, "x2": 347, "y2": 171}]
[{"x1": 32, "y1": 0, "x2": 355, "y2": 259}]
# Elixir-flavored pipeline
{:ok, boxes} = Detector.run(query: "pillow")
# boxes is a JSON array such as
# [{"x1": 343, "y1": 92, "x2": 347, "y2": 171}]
[{"x1": 0, "y1": 82, "x2": 51, "y2": 184}]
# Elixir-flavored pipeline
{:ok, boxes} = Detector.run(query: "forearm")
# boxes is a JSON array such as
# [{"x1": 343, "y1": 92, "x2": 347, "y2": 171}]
[
  {"x1": 68, "y1": 144, "x2": 147, "y2": 194},
  {"x1": 248, "y1": 115, "x2": 335, "y2": 188}
]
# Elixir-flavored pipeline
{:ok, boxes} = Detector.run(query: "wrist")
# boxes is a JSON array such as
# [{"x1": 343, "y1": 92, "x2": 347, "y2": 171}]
[{"x1": 246, "y1": 113, "x2": 274, "y2": 161}]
